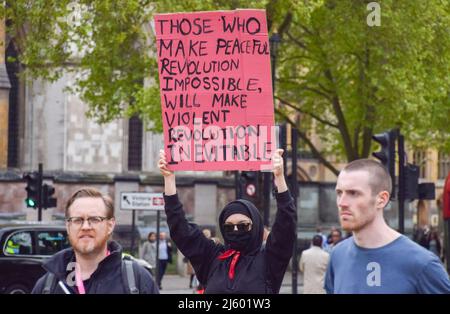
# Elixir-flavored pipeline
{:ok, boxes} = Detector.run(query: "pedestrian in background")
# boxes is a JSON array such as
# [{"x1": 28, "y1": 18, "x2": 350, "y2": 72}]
[
  {"x1": 157, "y1": 231, "x2": 172, "y2": 290},
  {"x1": 299, "y1": 235, "x2": 329, "y2": 294},
  {"x1": 140, "y1": 232, "x2": 157, "y2": 269},
  {"x1": 413, "y1": 223, "x2": 431, "y2": 250},
  {"x1": 315, "y1": 226, "x2": 328, "y2": 251},
  {"x1": 325, "y1": 229, "x2": 342, "y2": 253},
  {"x1": 428, "y1": 228, "x2": 442, "y2": 260}
]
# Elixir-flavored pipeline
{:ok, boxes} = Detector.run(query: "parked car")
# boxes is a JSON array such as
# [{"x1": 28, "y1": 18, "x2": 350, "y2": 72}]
[
  {"x1": 0, "y1": 222, "x2": 154, "y2": 294},
  {"x1": 0, "y1": 223, "x2": 69, "y2": 294}
]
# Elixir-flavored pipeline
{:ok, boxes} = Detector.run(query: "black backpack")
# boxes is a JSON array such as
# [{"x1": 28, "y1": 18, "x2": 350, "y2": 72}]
[{"x1": 42, "y1": 257, "x2": 139, "y2": 294}]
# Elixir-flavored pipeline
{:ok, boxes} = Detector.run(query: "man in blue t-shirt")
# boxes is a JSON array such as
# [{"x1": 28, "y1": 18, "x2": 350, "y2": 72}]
[{"x1": 325, "y1": 159, "x2": 450, "y2": 294}]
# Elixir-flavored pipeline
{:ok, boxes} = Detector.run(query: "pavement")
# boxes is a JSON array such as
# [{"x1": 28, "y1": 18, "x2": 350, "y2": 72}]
[{"x1": 158, "y1": 271, "x2": 304, "y2": 294}]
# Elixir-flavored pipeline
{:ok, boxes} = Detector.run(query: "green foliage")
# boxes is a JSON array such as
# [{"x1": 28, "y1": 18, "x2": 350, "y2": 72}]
[
  {"x1": 276, "y1": 0, "x2": 450, "y2": 163},
  {"x1": 2, "y1": 0, "x2": 72, "y2": 81},
  {"x1": 2, "y1": 0, "x2": 156, "y2": 125},
  {"x1": 70, "y1": 1, "x2": 155, "y2": 124}
]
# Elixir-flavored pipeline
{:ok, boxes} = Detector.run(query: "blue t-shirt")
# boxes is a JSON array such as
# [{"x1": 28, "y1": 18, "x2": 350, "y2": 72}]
[{"x1": 325, "y1": 235, "x2": 450, "y2": 294}]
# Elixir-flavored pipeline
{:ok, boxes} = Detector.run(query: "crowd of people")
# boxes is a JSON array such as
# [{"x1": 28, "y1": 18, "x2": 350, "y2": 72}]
[{"x1": 28, "y1": 155, "x2": 449, "y2": 294}]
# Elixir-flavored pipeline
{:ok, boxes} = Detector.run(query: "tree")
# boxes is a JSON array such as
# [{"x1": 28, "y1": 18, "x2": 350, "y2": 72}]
[
  {"x1": 274, "y1": 0, "x2": 450, "y2": 174},
  {"x1": 1, "y1": 0, "x2": 269, "y2": 130},
  {"x1": 3, "y1": 1, "x2": 449, "y2": 175},
  {"x1": 2, "y1": 0, "x2": 156, "y2": 124}
]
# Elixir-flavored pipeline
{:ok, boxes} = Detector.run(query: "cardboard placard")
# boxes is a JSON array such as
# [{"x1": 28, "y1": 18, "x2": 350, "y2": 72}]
[{"x1": 155, "y1": 9, "x2": 276, "y2": 171}]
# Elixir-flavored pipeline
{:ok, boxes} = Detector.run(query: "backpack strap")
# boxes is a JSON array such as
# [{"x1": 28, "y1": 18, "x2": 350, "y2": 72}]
[
  {"x1": 42, "y1": 273, "x2": 55, "y2": 294},
  {"x1": 122, "y1": 259, "x2": 139, "y2": 294}
]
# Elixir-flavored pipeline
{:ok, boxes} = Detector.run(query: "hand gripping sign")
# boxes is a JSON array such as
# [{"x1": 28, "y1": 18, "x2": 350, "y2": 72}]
[{"x1": 154, "y1": 9, "x2": 277, "y2": 171}]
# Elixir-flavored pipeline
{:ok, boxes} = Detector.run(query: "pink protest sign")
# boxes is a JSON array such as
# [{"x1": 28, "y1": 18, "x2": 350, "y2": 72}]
[{"x1": 154, "y1": 9, "x2": 276, "y2": 171}]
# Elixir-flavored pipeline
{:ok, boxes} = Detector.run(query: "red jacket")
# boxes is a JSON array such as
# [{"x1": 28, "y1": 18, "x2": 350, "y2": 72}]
[{"x1": 444, "y1": 171, "x2": 450, "y2": 220}]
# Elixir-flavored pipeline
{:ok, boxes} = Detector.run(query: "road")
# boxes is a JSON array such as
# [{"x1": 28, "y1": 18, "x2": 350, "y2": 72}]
[{"x1": 158, "y1": 271, "x2": 305, "y2": 294}]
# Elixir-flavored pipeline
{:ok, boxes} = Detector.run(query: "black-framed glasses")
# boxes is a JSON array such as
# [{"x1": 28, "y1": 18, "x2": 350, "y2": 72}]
[
  {"x1": 66, "y1": 216, "x2": 109, "y2": 228},
  {"x1": 223, "y1": 222, "x2": 252, "y2": 233}
]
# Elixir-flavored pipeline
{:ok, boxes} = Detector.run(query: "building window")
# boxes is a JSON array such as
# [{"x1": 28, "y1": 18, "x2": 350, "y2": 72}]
[
  {"x1": 438, "y1": 151, "x2": 450, "y2": 179},
  {"x1": 127, "y1": 115, "x2": 143, "y2": 171},
  {"x1": 412, "y1": 149, "x2": 427, "y2": 178}
]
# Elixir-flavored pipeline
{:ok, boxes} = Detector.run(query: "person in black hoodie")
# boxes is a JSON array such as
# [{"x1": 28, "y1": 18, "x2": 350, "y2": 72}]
[
  {"x1": 158, "y1": 148, "x2": 297, "y2": 294},
  {"x1": 32, "y1": 187, "x2": 158, "y2": 294}
]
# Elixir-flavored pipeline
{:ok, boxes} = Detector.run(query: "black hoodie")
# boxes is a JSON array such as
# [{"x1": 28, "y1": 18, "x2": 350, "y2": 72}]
[
  {"x1": 164, "y1": 190, "x2": 297, "y2": 294},
  {"x1": 31, "y1": 241, "x2": 158, "y2": 294}
]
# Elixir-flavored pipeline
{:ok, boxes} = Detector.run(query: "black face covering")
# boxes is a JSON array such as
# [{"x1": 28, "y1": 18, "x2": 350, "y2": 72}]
[
  {"x1": 219, "y1": 199, "x2": 263, "y2": 255},
  {"x1": 220, "y1": 201, "x2": 254, "y2": 252},
  {"x1": 224, "y1": 229, "x2": 252, "y2": 251}
]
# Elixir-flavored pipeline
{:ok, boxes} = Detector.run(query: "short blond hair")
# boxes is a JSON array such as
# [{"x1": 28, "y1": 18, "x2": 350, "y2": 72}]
[{"x1": 65, "y1": 187, "x2": 114, "y2": 218}]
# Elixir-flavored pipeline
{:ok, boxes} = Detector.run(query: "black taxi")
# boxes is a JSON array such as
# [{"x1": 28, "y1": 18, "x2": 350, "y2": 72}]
[{"x1": 0, "y1": 223, "x2": 69, "y2": 294}]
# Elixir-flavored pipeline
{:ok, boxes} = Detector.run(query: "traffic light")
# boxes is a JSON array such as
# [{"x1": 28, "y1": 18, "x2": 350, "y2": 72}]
[
  {"x1": 418, "y1": 183, "x2": 435, "y2": 200},
  {"x1": 43, "y1": 183, "x2": 57, "y2": 209},
  {"x1": 239, "y1": 171, "x2": 260, "y2": 203},
  {"x1": 404, "y1": 163, "x2": 419, "y2": 200},
  {"x1": 372, "y1": 130, "x2": 397, "y2": 197},
  {"x1": 23, "y1": 172, "x2": 41, "y2": 209}
]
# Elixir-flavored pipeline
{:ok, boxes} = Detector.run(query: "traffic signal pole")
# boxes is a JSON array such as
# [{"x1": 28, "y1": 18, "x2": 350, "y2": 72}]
[
  {"x1": 130, "y1": 209, "x2": 136, "y2": 255},
  {"x1": 280, "y1": 124, "x2": 287, "y2": 175},
  {"x1": 372, "y1": 130, "x2": 397, "y2": 199},
  {"x1": 442, "y1": 172, "x2": 450, "y2": 273},
  {"x1": 234, "y1": 171, "x2": 241, "y2": 199},
  {"x1": 24, "y1": 163, "x2": 56, "y2": 220},
  {"x1": 155, "y1": 210, "x2": 161, "y2": 286},
  {"x1": 374, "y1": 129, "x2": 436, "y2": 236},
  {"x1": 38, "y1": 163, "x2": 43, "y2": 221},
  {"x1": 262, "y1": 172, "x2": 271, "y2": 227},
  {"x1": 398, "y1": 133, "x2": 405, "y2": 234},
  {"x1": 291, "y1": 128, "x2": 299, "y2": 294}
]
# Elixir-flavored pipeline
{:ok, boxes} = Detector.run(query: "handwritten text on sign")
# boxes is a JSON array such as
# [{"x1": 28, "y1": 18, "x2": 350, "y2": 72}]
[{"x1": 155, "y1": 10, "x2": 276, "y2": 171}]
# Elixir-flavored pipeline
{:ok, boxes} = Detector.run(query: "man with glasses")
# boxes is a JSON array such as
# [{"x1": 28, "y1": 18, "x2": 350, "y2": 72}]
[
  {"x1": 158, "y1": 148, "x2": 297, "y2": 293},
  {"x1": 32, "y1": 187, "x2": 158, "y2": 294}
]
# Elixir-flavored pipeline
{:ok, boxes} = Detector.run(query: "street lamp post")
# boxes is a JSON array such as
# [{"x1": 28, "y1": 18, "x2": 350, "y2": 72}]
[
  {"x1": 262, "y1": 33, "x2": 282, "y2": 228},
  {"x1": 270, "y1": 33, "x2": 281, "y2": 89},
  {"x1": 269, "y1": 33, "x2": 300, "y2": 294}
]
